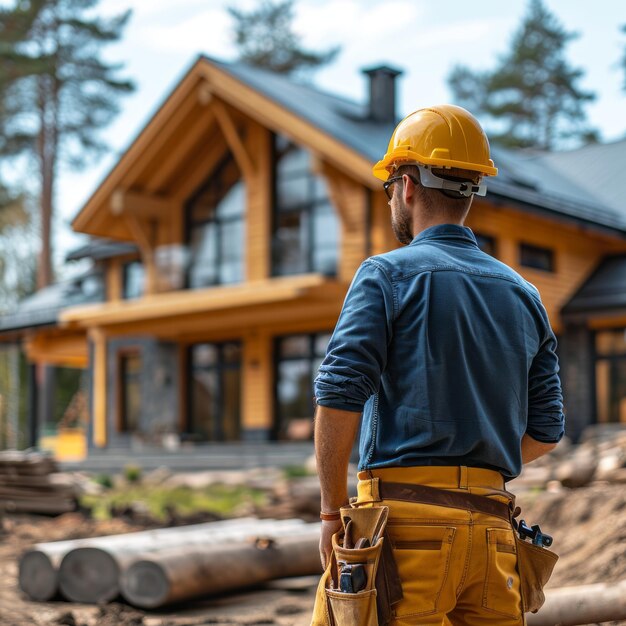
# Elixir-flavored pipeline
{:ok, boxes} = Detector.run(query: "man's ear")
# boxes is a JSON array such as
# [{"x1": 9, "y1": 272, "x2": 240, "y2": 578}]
[{"x1": 402, "y1": 174, "x2": 416, "y2": 205}]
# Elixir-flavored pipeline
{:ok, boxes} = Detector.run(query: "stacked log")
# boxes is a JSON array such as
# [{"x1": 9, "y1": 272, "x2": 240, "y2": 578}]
[
  {"x1": 509, "y1": 426, "x2": 626, "y2": 492},
  {"x1": 527, "y1": 579, "x2": 626, "y2": 625},
  {"x1": 0, "y1": 451, "x2": 78, "y2": 515},
  {"x1": 19, "y1": 518, "x2": 319, "y2": 604},
  {"x1": 120, "y1": 529, "x2": 321, "y2": 608}
]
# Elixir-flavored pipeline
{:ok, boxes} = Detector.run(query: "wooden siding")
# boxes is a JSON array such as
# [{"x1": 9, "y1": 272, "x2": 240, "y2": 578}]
[{"x1": 467, "y1": 201, "x2": 626, "y2": 332}]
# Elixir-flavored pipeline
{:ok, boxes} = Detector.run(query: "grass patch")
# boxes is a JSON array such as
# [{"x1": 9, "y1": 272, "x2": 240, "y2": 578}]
[
  {"x1": 81, "y1": 483, "x2": 268, "y2": 521},
  {"x1": 283, "y1": 465, "x2": 310, "y2": 479}
]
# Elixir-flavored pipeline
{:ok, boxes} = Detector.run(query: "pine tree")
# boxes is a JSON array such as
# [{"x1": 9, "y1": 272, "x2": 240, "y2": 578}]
[
  {"x1": 228, "y1": 0, "x2": 339, "y2": 76},
  {"x1": 0, "y1": 0, "x2": 134, "y2": 289},
  {"x1": 448, "y1": 0, "x2": 597, "y2": 150}
]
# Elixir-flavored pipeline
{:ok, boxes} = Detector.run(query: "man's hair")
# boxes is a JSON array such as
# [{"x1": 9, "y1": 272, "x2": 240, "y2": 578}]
[{"x1": 395, "y1": 164, "x2": 481, "y2": 217}]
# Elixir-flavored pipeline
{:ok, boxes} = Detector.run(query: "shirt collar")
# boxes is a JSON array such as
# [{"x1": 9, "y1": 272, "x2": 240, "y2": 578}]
[{"x1": 409, "y1": 224, "x2": 478, "y2": 247}]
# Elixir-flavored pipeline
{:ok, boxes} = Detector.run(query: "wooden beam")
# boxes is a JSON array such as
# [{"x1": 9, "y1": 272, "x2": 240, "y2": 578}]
[
  {"x1": 144, "y1": 109, "x2": 217, "y2": 194},
  {"x1": 72, "y1": 63, "x2": 207, "y2": 233},
  {"x1": 172, "y1": 136, "x2": 227, "y2": 203},
  {"x1": 60, "y1": 275, "x2": 331, "y2": 328},
  {"x1": 123, "y1": 212, "x2": 157, "y2": 295},
  {"x1": 24, "y1": 333, "x2": 89, "y2": 369},
  {"x1": 321, "y1": 161, "x2": 361, "y2": 231},
  {"x1": 110, "y1": 190, "x2": 173, "y2": 220},
  {"x1": 212, "y1": 98, "x2": 256, "y2": 181},
  {"x1": 198, "y1": 62, "x2": 375, "y2": 188}
]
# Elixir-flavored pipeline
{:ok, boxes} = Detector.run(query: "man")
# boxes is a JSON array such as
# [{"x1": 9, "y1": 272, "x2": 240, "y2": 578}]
[{"x1": 312, "y1": 104, "x2": 564, "y2": 625}]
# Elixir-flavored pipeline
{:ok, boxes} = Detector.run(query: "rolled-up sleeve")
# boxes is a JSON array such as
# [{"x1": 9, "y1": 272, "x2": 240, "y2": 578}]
[
  {"x1": 314, "y1": 260, "x2": 394, "y2": 412},
  {"x1": 526, "y1": 310, "x2": 565, "y2": 443}
]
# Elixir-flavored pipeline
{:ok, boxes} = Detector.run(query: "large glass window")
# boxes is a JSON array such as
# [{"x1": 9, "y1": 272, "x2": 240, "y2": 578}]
[
  {"x1": 272, "y1": 135, "x2": 339, "y2": 276},
  {"x1": 188, "y1": 342, "x2": 242, "y2": 441},
  {"x1": 119, "y1": 353, "x2": 142, "y2": 432},
  {"x1": 122, "y1": 260, "x2": 145, "y2": 299},
  {"x1": 186, "y1": 155, "x2": 245, "y2": 288},
  {"x1": 595, "y1": 328, "x2": 626, "y2": 424},
  {"x1": 275, "y1": 332, "x2": 331, "y2": 440}
]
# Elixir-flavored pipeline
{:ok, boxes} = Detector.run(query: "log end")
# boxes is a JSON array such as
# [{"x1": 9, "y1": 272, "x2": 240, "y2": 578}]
[
  {"x1": 19, "y1": 550, "x2": 58, "y2": 601},
  {"x1": 59, "y1": 547, "x2": 120, "y2": 603},
  {"x1": 120, "y1": 560, "x2": 169, "y2": 609}
]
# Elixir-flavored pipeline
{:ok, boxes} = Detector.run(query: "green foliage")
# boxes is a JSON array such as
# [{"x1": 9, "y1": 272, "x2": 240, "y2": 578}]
[
  {"x1": 123, "y1": 464, "x2": 142, "y2": 483},
  {"x1": 228, "y1": 0, "x2": 339, "y2": 76},
  {"x1": 0, "y1": 0, "x2": 135, "y2": 167},
  {"x1": 0, "y1": 0, "x2": 135, "y2": 289},
  {"x1": 81, "y1": 483, "x2": 267, "y2": 521},
  {"x1": 93, "y1": 473, "x2": 114, "y2": 489},
  {"x1": 448, "y1": 0, "x2": 597, "y2": 150},
  {"x1": 283, "y1": 464, "x2": 310, "y2": 478}
]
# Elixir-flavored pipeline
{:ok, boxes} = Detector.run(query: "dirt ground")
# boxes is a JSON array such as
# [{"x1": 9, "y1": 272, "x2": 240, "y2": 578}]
[
  {"x1": 1, "y1": 482, "x2": 625, "y2": 626},
  {"x1": 0, "y1": 513, "x2": 315, "y2": 626}
]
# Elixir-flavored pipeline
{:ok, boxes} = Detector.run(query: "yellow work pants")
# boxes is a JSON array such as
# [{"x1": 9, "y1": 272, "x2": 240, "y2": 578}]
[{"x1": 314, "y1": 466, "x2": 525, "y2": 626}]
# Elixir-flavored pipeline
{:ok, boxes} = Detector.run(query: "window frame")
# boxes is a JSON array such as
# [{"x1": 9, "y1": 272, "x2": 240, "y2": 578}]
[
  {"x1": 121, "y1": 258, "x2": 145, "y2": 300},
  {"x1": 184, "y1": 154, "x2": 246, "y2": 289},
  {"x1": 270, "y1": 134, "x2": 338, "y2": 277},
  {"x1": 117, "y1": 349, "x2": 142, "y2": 434},
  {"x1": 519, "y1": 242, "x2": 555, "y2": 273},
  {"x1": 186, "y1": 340, "x2": 242, "y2": 441},
  {"x1": 273, "y1": 331, "x2": 331, "y2": 440},
  {"x1": 593, "y1": 327, "x2": 626, "y2": 425}
]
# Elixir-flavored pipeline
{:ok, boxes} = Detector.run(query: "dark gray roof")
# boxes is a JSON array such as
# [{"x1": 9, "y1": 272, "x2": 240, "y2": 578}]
[
  {"x1": 536, "y1": 139, "x2": 626, "y2": 217},
  {"x1": 66, "y1": 238, "x2": 138, "y2": 262},
  {"x1": 206, "y1": 56, "x2": 396, "y2": 166},
  {"x1": 563, "y1": 255, "x2": 626, "y2": 316},
  {"x1": 208, "y1": 56, "x2": 626, "y2": 235},
  {"x1": 0, "y1": 271, "x2": 104, "y2": 333}
]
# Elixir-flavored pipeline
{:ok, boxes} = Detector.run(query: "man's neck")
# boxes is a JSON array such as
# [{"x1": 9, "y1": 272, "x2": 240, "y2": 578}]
[{"x1": 412, "y1": 215, "x2": 465, "y2": 238}]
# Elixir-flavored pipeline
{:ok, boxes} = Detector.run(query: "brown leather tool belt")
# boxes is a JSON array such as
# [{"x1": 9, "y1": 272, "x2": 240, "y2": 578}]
[{"x1": 377, "y1": 481, "x2": 513, "y2": 521}]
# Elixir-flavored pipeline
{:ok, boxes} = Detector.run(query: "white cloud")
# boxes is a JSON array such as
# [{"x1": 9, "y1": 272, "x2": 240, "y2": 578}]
[{"x1": 138, "y1": 8, "x2": 234, "y2": 56}]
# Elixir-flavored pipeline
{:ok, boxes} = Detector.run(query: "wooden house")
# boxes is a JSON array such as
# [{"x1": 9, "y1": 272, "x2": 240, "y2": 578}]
[{"x1": 1, "y1": 56, "x2": 626, "y2": 459}]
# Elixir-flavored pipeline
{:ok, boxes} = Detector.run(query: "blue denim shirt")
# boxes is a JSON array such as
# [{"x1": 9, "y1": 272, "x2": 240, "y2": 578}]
[{"x1": 314, "y1": 224, "x2": 564, "y2": 480}]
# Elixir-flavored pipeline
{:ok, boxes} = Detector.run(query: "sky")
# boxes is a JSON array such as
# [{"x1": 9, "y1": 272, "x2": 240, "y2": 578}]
[{"x1": 55, "y1": 0, "x2": 626, "y2": 269}]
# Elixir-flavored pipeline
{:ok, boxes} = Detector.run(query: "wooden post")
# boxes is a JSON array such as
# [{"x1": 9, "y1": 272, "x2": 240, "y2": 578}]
[
  {"x1": 242, "y1": 331, "x2": 273, "y2": 436},
  {"x1": 89, "y1": 328, "x2": 107, "y2": 448}
]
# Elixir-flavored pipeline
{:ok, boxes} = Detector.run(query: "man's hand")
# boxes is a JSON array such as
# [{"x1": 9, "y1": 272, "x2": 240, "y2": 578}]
[{"x1": 319, "y1": 518, "x2": 343, "y2": 570}]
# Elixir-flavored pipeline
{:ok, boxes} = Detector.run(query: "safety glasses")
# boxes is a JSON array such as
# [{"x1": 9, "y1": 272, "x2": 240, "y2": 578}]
[{"x1": 382, "y1": 174, "x2": 418, "y2": 200}]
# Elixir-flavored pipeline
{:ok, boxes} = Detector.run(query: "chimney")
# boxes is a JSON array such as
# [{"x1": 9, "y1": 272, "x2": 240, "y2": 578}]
[{"x1": 362, "y1": 64, "x2": 403, "y2": 123}]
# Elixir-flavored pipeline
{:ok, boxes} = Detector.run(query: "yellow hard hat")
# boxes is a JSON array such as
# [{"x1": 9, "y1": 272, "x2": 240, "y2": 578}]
[{"x1": 372, "y1": 104, "x2": 498, "y2": 181}]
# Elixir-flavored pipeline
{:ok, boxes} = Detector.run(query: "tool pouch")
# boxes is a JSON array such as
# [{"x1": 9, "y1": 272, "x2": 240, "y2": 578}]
[
  {"x1": 514, "y1": 534, "x2": 558, "y2": 614},
  {"x1": 311, "y1": 505, "x2": 402, "y2": 626}
]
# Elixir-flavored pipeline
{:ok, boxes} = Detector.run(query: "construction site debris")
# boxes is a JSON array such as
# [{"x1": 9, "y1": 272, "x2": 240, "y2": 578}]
[
  {"x1": 120, "y1": 529, "x2": 321, "y2": 609},
  {"x1": 0, "y1": 450, "x2": 79, "y2": 515},
  {"x1": 526, "y1": 579, "x2": 626, "y2": 625},
  {"x1": 20, "y1": 518, "x2": 320, "y2": 605}
]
